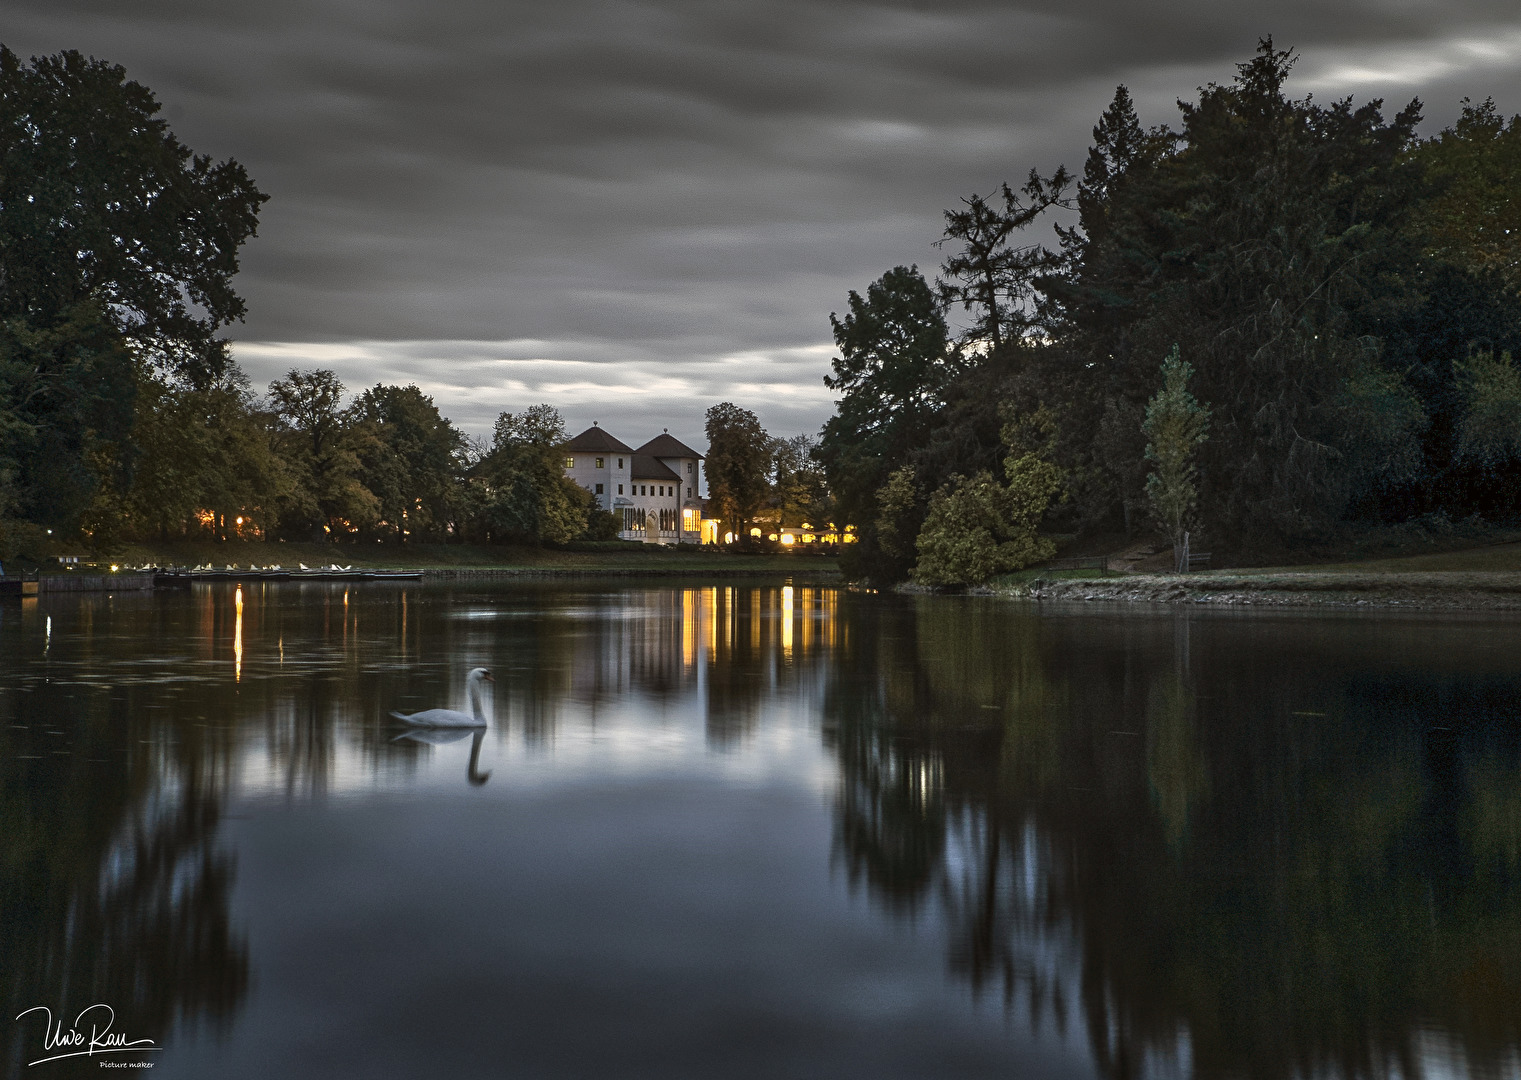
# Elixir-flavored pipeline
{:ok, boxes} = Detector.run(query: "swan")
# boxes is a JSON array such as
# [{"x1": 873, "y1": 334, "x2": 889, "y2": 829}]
[{"x1": 391, "y1": 667, "x2": 494, "y2": 727}]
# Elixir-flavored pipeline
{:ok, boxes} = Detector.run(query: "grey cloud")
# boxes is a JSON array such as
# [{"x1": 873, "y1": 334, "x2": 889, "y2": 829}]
[{"x1": 7, "y1": 0, "x2": 1521, "y2": 436}]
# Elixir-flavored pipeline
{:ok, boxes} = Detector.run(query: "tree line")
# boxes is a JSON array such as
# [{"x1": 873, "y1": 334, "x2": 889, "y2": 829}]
[{"x1": 819, "y1": 40, "x2": 1521, "y2": 583}]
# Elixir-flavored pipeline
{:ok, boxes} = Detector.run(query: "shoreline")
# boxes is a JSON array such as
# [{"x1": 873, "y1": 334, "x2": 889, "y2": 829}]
[{"x1": 991, "y1": 570, "x2": 1521, "y2": 612}]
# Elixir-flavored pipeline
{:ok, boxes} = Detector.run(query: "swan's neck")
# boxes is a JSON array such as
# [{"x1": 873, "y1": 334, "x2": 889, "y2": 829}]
[{"x1": 468, "y1": 678, "x2": 487, "y2": 722}]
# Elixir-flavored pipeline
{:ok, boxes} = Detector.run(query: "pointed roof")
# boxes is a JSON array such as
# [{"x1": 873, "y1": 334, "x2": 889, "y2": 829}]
[
  {"x1": 631, "y1": 454, "x2": 681, "y2": 481},
  {"x1": 636, "y1": 432, "x2": 702, "y2": 459},
  {"x1": 563, "y1": 424, "x2": 633, "y2": 454}
]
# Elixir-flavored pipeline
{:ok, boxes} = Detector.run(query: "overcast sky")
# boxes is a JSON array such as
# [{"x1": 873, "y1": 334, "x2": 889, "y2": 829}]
[{"x1": 7, "y1": 1, "x2": 1521, "y2": 449}]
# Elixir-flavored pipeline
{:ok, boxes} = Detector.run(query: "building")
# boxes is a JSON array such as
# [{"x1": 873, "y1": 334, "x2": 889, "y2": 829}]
[{"x1": 562, "y1": 425, "x2": 706, "y2": 543}]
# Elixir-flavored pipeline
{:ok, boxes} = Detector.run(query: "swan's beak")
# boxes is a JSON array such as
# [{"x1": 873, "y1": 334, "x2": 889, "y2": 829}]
[{"x1": 483, "y1": 671, "x2": 495, "y2": 682}]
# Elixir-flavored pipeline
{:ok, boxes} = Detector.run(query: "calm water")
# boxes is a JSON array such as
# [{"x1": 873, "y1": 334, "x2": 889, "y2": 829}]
[{"x1": 2, "y1": 580, "x2": 1520, "y2": 1079}]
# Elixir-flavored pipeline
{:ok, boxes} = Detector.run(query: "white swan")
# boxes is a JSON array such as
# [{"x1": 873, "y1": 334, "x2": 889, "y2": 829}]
[{"x1": 391, "y1": 667, "x2": 494, "y2": 727}]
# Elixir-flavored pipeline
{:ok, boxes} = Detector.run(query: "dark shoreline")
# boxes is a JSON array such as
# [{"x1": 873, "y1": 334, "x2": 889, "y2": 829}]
[{"x1": 991, "y1": 570, "x2": 1521, "y2": 612}]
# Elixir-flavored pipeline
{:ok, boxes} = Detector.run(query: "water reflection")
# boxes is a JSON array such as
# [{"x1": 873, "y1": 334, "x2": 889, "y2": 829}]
[
  {"x1": 825, "y1": 599, "x2": 1521, "y2": 1079},
  {"x1": 2, "y1": 584, "x2": 1520, "y2": 1078},
  {"x1": 395, "y1": 728, "x2": 492, "y2": 786}
]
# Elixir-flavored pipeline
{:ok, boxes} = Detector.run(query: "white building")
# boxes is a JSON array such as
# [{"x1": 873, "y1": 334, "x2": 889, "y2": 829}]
[{"x1": 562, "y1": 425, "x2": 707, "y2": 543}]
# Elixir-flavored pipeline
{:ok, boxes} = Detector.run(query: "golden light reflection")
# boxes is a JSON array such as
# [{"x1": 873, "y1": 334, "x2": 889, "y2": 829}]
[
  {"x1": 234, "y1": 584, "x2": 244, "y2": 682},
  {"x1": 781, "y1": 585, "x2": 794, "y2": 656},
  {"x1": 682, "y1": 588, "x2": 697, "y2": 668}
]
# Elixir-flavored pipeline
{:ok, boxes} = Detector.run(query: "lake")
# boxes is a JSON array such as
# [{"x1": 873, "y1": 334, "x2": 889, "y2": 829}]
[{"x1": 2, "y1": 580, "x2": 1519, "y2": 1079}]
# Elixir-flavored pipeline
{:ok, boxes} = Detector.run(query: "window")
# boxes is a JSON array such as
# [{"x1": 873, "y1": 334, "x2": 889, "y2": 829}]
[
  {"x1": 595, "y1": 483, "x2": 604, "y2": 495},
  {"x1": 617, "y1": 457, "x2": 624, "y2": 468},
  {"x1": 687, "y1": 462, "x2": 693, "y2": 474},
  {"x1": 618, "y1": 484, "x2": 623, "y2": 494},
  {"x1": 659, "y1": 486, "x2": 664, "y2": 496},
  {"x1": 595, "y1": 457, "x2": 604, "y2": 469},
  {"x1": 641, "y1": 485, "x2": 647, "y2": 495},
  {"x1": 686, "y1": 486, "x2": 691, "y2": 498},
  {"x1": 564, "y1": 456, "x2": 574, "y2": 468}
]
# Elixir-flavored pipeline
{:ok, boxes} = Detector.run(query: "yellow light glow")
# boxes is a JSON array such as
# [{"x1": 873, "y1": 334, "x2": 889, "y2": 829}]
[
  {"x1": 768, "y1": 533, "x2": 779, "y2": 541},
  {"x1": 109, "y1": 564, "x2": 119, "y2": 572},
  {"x1": 780, "y1": 534, "x2": 794, "y2": 545},
  {"x1": 236, "y1": 516, "x2": 244, "y2": 526},
  {"x1": 750, "y1": 528, "x2": 762, "y2": 537},
  {"x1": 234, "y1": 584, "x2": 243, "y2": 682}
]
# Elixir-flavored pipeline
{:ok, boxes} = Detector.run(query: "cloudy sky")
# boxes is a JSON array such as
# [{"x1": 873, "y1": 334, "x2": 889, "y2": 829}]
[{"x1": 7, "y1": 1, "x2": 1521, "y2": 448}]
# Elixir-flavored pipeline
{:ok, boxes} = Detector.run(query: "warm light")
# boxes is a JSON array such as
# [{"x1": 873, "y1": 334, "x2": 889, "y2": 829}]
[
  {"x1": 802, "y1": 534, "x2": 815, "y2": 543},
  {"x1": 724, "y1": 532, "x2": 734, "y2": 544},
  {"x1": 780, "y1": 534, "x2": 795, "y2": 545},
  {"x1": 750, "y1": 528, "x2": 762, "y2": 537},
  {"x1": 768, "y1": 533, "x2": 779, "y2": 541},
  {"x1": 236, "y1": 516, "x2": 244, "y2": 526},
  {"x1": 234, "y1": 584, "x2": 244, "y2": 683},
  {"x1": 109, "y1": 564, "x2": 119, "y2": 572}
]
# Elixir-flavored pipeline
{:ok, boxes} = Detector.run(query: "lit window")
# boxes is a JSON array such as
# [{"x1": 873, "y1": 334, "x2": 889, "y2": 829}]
[
  {"x1": 564, "y1": 456, "x2": 574, "y2": 468},
  {"x1": 595, "y1": 457, "x2": 604, "y2": 468}
]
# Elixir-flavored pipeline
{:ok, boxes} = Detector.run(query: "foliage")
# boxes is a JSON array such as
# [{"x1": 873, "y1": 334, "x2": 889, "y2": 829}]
[
  {"x1": 705, "y1": 402, "x2": 772, "y2": 540},
  {"x1": 267, "y1": 370, "x2": 377, "y2": 539},
  {"x1": 936, "y1": 169, "x2": 1072, "y2": 354},
  {"x1": 0, "y1": 302, "x2": 135, "y2": 530},
  {"x1": 1454, "y1": 350, "x2": 1521, "y2": 465},
  {"x1": 351, "y1": 384, "x2": 467, "y2": 542},
  {"x1": 1411, "y1": 98, "x2": 1521, "y2": 290},
  {"x1": 771, "y1": 434, "x2": 831, "y2": 527},
  {"x1": 0, "y1": 47, "x2": 265, "y2": 385},
  {"x1": 819, "y1": 266, "x2": 951, "y2": 575},
  {"x1": 1142, "y1": 347, "x2": 1210, "y2": 556},
  {"x1": 0, "y1": 47, "x2": 264, "y2": 541},
  {"x1": 874, "y1": 466, "x2": 920, "y2": 563},
  {"x1": 912, "y1": 407, "x2": 1064, "y2": 587},
  {"x1": 474, "y1": 405, "x2": 589, "y2": 545}
]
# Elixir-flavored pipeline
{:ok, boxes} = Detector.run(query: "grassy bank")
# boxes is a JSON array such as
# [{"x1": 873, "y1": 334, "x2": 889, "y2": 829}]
[{"x1": 992, "y1": 541, "x2": 1521, "y2": 611}]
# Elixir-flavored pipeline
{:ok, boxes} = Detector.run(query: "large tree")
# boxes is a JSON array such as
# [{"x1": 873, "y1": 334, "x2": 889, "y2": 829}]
[
  {"x1": 267, "y1": 370, "x2": 377, "y2": 540},
  {"x1": 705, "y1": 402, "x2": 772, "y2": 542},
  {"x1": 473, "y1": 404, "x2": 589, "y2": 545},
  {"x1": 351, "y1": 384, "x2": 467, "y2": 543},
  {"x1": 0, "y1": 47, "x2": 265, "y2": 541}
]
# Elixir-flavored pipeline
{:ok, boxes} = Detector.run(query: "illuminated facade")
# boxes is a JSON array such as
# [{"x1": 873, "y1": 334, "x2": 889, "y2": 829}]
[{"x1": 562, "y1": 425, "x2": 706, "y2": 544}]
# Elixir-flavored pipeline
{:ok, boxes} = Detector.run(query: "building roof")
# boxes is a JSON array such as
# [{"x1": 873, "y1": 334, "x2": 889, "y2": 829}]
[
  {"x1": 563, "y1": 425, "x2": 633, "y2": 454},
  {"x1": 635, "y1": 432, "x2": 702, "y2": 459},
  {"x1": 631, "y1": 454, "x2": 681, "y2": 481}
]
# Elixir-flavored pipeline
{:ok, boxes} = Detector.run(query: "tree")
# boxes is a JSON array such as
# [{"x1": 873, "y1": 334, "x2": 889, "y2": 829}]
[
  {"x1": 1142, "y1": 348, "x2": 1210, "y2": 568},
  {"x1": 474, "y1": 404, "x2": 589, "y2": 545},
  {"x1": 0, "y1": 47, "x2": 266, "y2": 384},
  {"x1": 0, "y1": 47, "x2": 265, "y2": 539},
  {"x1": 267, "y1": 370, "x2": 377, "y2": 540},
  {"x1": 1411, "y1": 98, "x2": 1521, "y2": 290},
  {"x1": 117, "y1": 369, "x2": 292, "y2": 541},
  {"x1": 936, "y1": 168, "x2": 1072, "y2": 355},
  {"x1": 771, "y1": 434, "x2": 831, "y2": 527},
  {"x1": 351, "y1": 384, "x2": 467, "y2": 542},
  {"x1": 818, "y1": 266, "x2": 951, "y2": 565},
  {"x1": 912, "y1": 406, "x2": 1064, "y2": 586},
  {"x1": 705, "y1": 403, "x2": 772, "y2": 542},
  {"x1": 1058, "y1": 40, "x2": 1426, "y2": 536}
]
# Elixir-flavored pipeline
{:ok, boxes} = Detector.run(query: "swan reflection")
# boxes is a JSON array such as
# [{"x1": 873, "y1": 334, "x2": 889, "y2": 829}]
[{"x1": 393, "y1": 727, "x2": 493, "y2": 786}]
